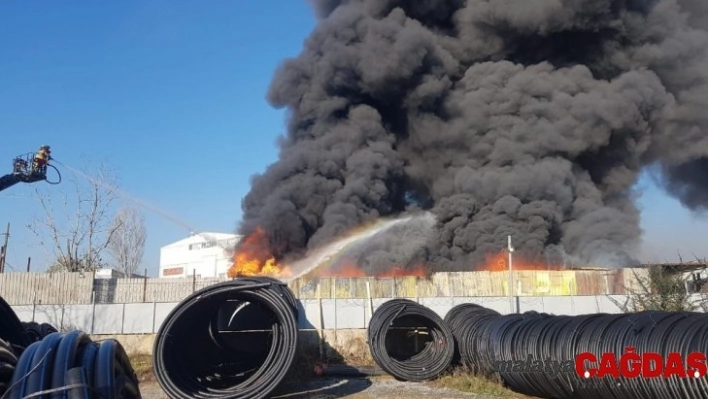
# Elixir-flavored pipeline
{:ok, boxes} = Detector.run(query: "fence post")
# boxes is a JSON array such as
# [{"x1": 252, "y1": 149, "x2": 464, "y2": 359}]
[
  {"x1": 152, "y1": 301, "x2": 157, "y2": 334},
  {"x1": 142, "y1": 275, "x2": 148, "y2": 303},
  {"x1": 121, "y1": 303, "x2": 126, "y2": 334},
  {"x1": 415, "y1": 278, "x2": 419, "y2": 303},
  {"x1": 152, "y1": 301, "x2": 157, "y2": 333},
  {"x1": 90, "y1": 289, "x2": 96, "y2": 335},
  {"x1": 331, "y1": 278, "x2": 337, "y2": 345},
  {"x1": 60, "y1": 304, "x2": 65, "y2": 333},
  {"x1": 448, "y1": 272, "x2": 455, "y2": 308},
  {"x1": 192, "y1": 270, "x2": 196, "y2": 292},
  {"x1": 32, "y1": 291, "x2": 36, "y2": 322},
  {"x1": 316, "y1": 282, "x2": 323, "y2": 358},
  {"x1": 366, "y1": 279, "x2": 373, "y2": 328}
]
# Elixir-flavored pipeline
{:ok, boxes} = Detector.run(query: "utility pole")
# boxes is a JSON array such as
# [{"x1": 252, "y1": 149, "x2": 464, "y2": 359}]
[
  {"x1": 507, "y1": 235, "x2": 515, "y2": 314},
  {"x1": 0, "y1": 223, "x2": 9, "y2": 273}
]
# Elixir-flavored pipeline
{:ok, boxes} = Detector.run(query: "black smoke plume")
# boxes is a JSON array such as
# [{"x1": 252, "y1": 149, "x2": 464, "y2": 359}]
[{"x1": 238, "y1": 0, "x2": 708, "y2": 272}]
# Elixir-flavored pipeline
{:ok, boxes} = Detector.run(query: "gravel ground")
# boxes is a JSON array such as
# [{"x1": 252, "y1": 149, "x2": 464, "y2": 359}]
[{"x1": 138, "y1": 376, "x2": 510, "y2": 399}]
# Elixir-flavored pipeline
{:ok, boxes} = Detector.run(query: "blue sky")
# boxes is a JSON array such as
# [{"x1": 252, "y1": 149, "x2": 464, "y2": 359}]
[{"x1": 0, "y1": 1, "x2": 705, "y2": 276}]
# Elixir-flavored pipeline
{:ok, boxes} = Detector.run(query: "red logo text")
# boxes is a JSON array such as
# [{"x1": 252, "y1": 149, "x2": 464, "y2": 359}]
[{"x1": 575, "y1": 348, "x2": 707, "y2": 379}]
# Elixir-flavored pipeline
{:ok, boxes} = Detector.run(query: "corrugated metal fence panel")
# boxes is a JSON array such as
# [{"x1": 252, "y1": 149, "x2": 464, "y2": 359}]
[
  {"x1": 0, "y1": 270, "x2": 646, "y2": 305},
  {"x1": 0, "y1": 272, "x2": 93, "y2": 305}
]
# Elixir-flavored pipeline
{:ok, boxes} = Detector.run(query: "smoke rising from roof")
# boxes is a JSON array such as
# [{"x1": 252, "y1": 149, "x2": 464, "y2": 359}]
[{"x1": 238, "y1": 0, "x2": 708, "y2": 271}]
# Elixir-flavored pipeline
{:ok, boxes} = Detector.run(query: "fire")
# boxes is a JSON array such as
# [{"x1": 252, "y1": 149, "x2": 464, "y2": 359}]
[
  {"x1": 318, "y1": 260, "x2": 428, "y2": 278},
  {"x1": 227, "y1": 227, "x2": 291, "y2": 278},
  {"x1": 476, "y1": 252, "x2": 561, "y2": 272}
]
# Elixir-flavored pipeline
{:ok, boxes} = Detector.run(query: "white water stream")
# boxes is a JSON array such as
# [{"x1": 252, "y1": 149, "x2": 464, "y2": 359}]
[{"x1": 283, "y1": 212, "x2": 435, "y2": 281}]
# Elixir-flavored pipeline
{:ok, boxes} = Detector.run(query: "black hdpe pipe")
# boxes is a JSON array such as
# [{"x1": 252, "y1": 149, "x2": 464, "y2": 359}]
[
  {"x1": 21, "y1": 322, "x2": 59, "y2": 343},
  {"x1": 0, "y1": 338, "x2": 18, "y2": 396},
  {"x1": 443, "y1": 303, "x2": 500, "y2": 373},
  {"x1": 367, "y1": 299, "x2": 455, "y2": 382},
  {"x1": 445, "y1": 305, "x2": 708, "y2": 399},
  {"x1": 153, "y1": 276, "x2": 299, "y2": 399},
  {"x1": 0, "y1": 296, "x2": 31, "y2": 354},
  {"x1": 4, "y1": 330, "x2": 140, "y2": 399}
]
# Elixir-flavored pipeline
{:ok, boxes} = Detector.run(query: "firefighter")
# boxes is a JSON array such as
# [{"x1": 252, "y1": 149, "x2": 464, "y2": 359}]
[
  {"x1": 32, "y1": 145, "x2": 51, "y2": 175},
  {"x1": 13, "y1": 157, "x2": 27, "y2": 174}
]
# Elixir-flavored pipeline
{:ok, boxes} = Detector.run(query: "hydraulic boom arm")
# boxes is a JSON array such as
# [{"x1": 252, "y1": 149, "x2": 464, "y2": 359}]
[{"x1": 0, "y1": 173, "x2": 24, "y2": 192}]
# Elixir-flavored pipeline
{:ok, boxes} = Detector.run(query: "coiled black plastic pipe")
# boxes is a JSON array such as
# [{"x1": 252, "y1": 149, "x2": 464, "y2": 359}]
[
  {"x1": 4, "y1": 330, "x2": 140, "y2": 399},
  {"x1": 445, "y1": 306, "x2": 708, "y2": 399},
  {"x1": 22, "y1": 322, "x2": 59, "y2": 343},
  {"x1": 367, "y1": 299, "x2": 455, "y2": 382},
  {"x1": 153, "y1": 276, "x2": 299, "y2": 399},
  {"x1": 0, "y1": 296, "x2": 30, "y2": 353},
  {"x1": 1, "y1": 294, "x2": 141, "y2": 399},
  {"x1": 443, "y1": 303, "x2": 500, "y2": 373},
  {"x1": 0, "y1": 338, "x2": 17, "y2": 396}
]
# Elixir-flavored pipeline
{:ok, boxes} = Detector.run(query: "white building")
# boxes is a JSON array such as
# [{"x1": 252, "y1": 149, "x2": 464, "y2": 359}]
[{"x1": 159, "y1": 232, "x2": 241, "y2": 278}]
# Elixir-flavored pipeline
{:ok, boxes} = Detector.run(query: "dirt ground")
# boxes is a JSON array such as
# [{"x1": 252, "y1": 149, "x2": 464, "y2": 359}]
[{"x1": 138, "y1": 376, "x2": 512, "y2": 399}]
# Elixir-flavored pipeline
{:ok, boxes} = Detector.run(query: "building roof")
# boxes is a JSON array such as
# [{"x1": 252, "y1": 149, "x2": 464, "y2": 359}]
[
  {"x1": 642, "y1": 261, "x2": 708, "y2": 274},
  {"x1": 161, "y1": 232, "x2": 241, "y2": 249}
]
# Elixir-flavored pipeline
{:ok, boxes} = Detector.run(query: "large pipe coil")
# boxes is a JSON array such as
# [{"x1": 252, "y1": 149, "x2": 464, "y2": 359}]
[
  {"x1": 367, "y1": 299, "x2": 455, "y2": 382},
  {"x1": 445, "y1": 305, "x2": 708, "y2": 399},
  {"x1": 1, "y1": 294, "x2": 141, "y2": 399},
  {"x1": 152, "y1": 276, "x2": 299, "y2": 399},
  {"x1": 4, "y1": 330, "x2": 140, "y2": 399},
  {"x1": 443, "y1": 303, "x2": 500, "y2": 373},
  {"x1": 0, "y1": 338, "x2": 17, "y2": 396}
]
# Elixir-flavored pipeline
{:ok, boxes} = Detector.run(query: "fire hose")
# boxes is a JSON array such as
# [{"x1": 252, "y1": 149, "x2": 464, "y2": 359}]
[
  {"x1": 0, "y1": 296, "x2": 141, "y2": 399},
  {"x1": 367, "y1": 299, "x2": 454, "y2": 382},
  {"x1": 445, "y1": 306, "x2": 708, "y2": 399},
  {"x1": 152, "y1": 276, "x2": 299, "y2": 399}
]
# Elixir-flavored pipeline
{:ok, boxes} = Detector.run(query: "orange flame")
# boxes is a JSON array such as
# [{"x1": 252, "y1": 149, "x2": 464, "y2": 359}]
[
  {"x1": 227, "y1": 227, "x2": 291, "y2": 278},
  {"x1": 318, "y1": 259, "x2": 428, "y2": 278},
  {"x1": 228, "y1": 229, "x2": 560, "y2": 279},
  {"x1": 476, "y1": 252, "x2": 561, "y2": 271}
]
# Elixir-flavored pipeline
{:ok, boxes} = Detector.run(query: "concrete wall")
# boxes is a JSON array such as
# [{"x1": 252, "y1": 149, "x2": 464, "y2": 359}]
[{"x1": 11, "y1": 294, "x2": 644, "y2": 336}]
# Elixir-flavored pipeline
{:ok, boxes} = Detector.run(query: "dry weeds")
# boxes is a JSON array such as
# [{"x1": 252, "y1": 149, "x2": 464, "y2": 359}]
[
  {"x1": 328, "y1": 336, "x2": 376, "y2": 366},
  {"x1": 128, "y1": 352, "x2": 527, "y2": 398},
  {"x1": 431, "y1": 368, "x2": 532, "y2": 398},
  {"x1": 128, "y1": 353, "x2": 155, "y2": 382}
]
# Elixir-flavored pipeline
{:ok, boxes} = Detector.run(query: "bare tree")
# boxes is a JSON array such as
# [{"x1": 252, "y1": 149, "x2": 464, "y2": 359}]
[
  {"x1": 611, "y1": 257, "x2": 708, "y2": 312},
  {"x1": 28, "y1": 161, "x2": 121, "y2": 272},
  {"x1": 107, "y1": 206, "x2": 146, "y2": 276}
]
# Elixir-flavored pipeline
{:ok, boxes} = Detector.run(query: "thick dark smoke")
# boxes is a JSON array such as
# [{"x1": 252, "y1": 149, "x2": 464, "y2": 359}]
[{"x1": 239, "y1": 0, "x2": 708, "y2": 272}]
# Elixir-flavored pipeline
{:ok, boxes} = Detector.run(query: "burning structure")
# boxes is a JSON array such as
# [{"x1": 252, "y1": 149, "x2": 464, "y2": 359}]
[{"x1": 230, "y1": 0, "x2": 708, "y2": 278}]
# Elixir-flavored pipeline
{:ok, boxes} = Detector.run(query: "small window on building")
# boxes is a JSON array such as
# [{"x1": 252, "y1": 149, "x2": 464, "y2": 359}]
[{"x1": 189, "y1": 241, "x2": 217, "y2": 250}]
